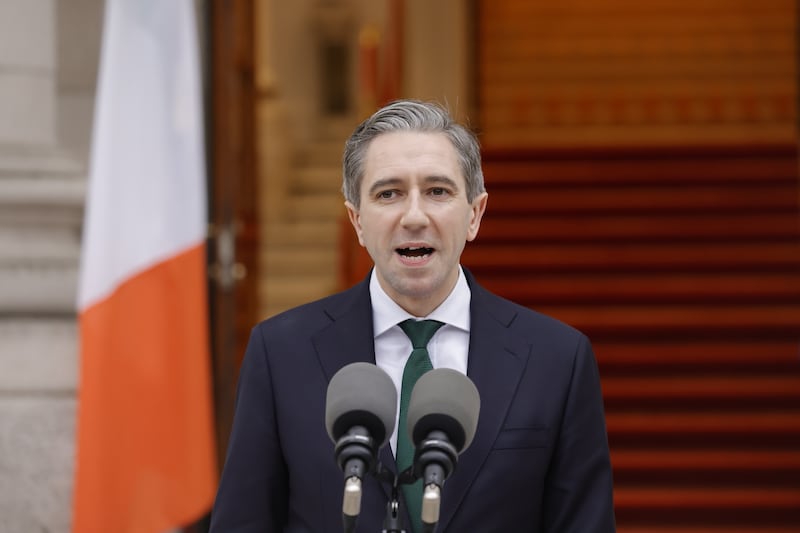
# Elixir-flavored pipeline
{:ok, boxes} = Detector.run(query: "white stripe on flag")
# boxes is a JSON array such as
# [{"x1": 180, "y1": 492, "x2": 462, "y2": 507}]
[{"x1": 78, "y1": 0, "x2": 207, "y2": 311}]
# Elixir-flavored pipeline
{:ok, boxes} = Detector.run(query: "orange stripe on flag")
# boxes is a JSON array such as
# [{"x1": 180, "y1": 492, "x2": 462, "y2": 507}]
[{"x1": 73, "y1": 244, "x2": 216, "y2": 533}]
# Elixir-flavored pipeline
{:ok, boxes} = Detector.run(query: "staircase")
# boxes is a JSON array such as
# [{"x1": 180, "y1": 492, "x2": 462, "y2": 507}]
[
  {"x1": 462, "y1": 144, "x2": 800, "y2": 532},
  {"x1": 261, "y1": 134, "x2": 347, "y2": 318}
]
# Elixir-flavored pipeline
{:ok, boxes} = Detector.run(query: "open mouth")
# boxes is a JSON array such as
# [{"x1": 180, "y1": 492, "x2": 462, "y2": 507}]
[{"x1": 397, "y1": 246, "x2": 434, "y2": 258}]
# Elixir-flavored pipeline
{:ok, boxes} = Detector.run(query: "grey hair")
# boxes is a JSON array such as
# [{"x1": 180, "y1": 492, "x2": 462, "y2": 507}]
[{"x1": 342, "y1": 99, "x2": 485, "y2": 208}]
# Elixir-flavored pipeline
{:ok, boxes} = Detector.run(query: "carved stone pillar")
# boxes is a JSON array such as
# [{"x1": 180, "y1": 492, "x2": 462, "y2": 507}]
[{"x1": 0, "y1": 0, "x2": 91, "y2": 530}]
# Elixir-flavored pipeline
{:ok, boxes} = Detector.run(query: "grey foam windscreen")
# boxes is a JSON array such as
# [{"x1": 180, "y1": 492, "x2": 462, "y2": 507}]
[
  {"x1": 325, "y1": 362, "x2": 398, "y2": 447},
  {"x1": 407, "y1": 368, "x2": 480, "y2": 452}
]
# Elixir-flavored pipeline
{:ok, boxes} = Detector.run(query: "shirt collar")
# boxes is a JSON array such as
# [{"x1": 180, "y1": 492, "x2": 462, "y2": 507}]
[{"x1": 370, "y1": 267, "x2": 471, "y2": 338}]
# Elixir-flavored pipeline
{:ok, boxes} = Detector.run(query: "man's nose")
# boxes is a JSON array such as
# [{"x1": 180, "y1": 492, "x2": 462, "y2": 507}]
[{"x1": 400, "y1": 192, "x2": 429, "y2": 228}]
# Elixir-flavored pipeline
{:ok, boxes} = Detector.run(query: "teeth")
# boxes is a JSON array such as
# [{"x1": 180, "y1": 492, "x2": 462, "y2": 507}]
[{"x1": 398, "y1": 246, "x2": 433, "y2": 258}]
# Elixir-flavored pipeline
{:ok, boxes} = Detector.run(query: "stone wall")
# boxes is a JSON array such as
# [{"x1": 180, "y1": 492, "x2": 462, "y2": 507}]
[{"x1": 0, "y1": 0, "x2": 101, "y2": 530}]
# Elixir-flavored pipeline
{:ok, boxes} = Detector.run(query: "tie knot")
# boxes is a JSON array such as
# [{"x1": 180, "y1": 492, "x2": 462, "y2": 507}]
[{"x1": 398, "y1": 319, "x2": 444, "y2": 349}]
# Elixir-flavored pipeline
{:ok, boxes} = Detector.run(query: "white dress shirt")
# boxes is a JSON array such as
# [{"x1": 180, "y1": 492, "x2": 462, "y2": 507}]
[{"x1": 370, "y1": 267, "x2": 471, "y2": 455}]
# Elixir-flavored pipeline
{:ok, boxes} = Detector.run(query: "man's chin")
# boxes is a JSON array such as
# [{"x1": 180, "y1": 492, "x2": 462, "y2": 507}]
[{"x1": 393, "y1": 274, "x2": 448, "y2": 300}]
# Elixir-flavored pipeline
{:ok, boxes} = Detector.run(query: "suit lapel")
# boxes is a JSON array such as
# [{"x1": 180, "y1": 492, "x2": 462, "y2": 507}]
[
  {"x1": 311, "y1": 275, "x2": 400, "y2": 503},
  {"x1": 312, "y1": 277, "x2": 376, "y2": 382},
  {"x1": 437, "y1": 275, "x2": 532, "y2": 532}
]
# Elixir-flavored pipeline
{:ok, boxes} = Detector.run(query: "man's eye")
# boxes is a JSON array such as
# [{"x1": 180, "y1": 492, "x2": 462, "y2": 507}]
[
  {"x1": 377, "y1": 190, "x2": 395, "y2": 199},
  {"x1": 431, "y1": 187, "x2": 448, "y2": 196}
]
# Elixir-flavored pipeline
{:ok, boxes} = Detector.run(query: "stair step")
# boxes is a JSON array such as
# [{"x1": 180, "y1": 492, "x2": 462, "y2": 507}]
[
  {"x1": 615, "y1": 486, "x2": 800, "y2": 510},
  {"x1": 262, "y1": 247, "x2": 338, "y2": 275},
  {"x1": 607, "y1": 411, "x2": 800, "y2": 446},
  {"x1": 486, "y1": 185, "x2": 796, "y2": 214},
  {"x1": 614, "y1": 485, "x2": 800, "y2": 525},
  {"x1": 263, "y1": 220, "x2": 340, "y2": 247},
  {"x1": 292, "y1": 166, "x2": 342, "y2": 194},
  {"x1": 612, "y1": 449, "x2": 800, "y2": 473},
  {"x1": 478, "y1": 212, "x2": 799, "y2": 242},
  {"x1": 618, "y1": 527, "x2": 800, "y2": 533},
  {"x1": 602, "y1": 375, "x2": 800, "y2": 406},
  {"x1": 462, "y1": 242, "x2": 800, "y2": 272},
  {"x1": 264, "y1": 276, "x2": 336, "y2": 305},
  {"x1": 611, "y1": 448, "x2": 800, "y2": 486},
  {"x1": 288, "y1": 193, "x2": 345, "y2": 221},
  {"x1": 594, "y1": 340, "x2": 800, "y2": 372},
  {"x1": 537, "y1": 303, "x2": 800, "y2": 336},
  {"x1": 482, "y1": 146, "x2": 796, "y2": 187},
  {"x1": 261, "y1": 277, "x2": 338, "y2": 315},
  {"x1": 298, "y1": 138, "x2": 347, "y2": 166},
  {"x1": 479, "y1": 272, "x2": 800, "y2": 304}
]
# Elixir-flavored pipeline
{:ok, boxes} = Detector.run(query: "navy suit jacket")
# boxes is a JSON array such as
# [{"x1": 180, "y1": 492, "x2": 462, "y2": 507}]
[{"x1": 210, "y1": 270, "x2": 616, "y2": 532}]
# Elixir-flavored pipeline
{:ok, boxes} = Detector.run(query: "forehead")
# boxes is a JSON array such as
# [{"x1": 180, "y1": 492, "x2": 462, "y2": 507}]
[{"x1": 362, "y1": 131, "x2": 462, "y2": 183}]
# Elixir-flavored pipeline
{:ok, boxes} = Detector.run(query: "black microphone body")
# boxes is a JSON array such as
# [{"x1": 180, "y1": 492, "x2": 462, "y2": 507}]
[
  {"x1": 325, "y1": 363, "x2": 398, "y2": 533},
  {"x1": 335, "y1": 425, "x2": 375, "y2": 478},
  {"x1": 407, "y1": 369, "x2": 481, "y2": 532},
  {"x1": 415, "y1": 430, "x2": 458, "y2": 488}
]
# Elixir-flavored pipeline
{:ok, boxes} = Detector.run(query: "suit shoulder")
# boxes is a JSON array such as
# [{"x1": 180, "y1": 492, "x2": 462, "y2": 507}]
[
  {"x1": 251, "y1": 282, "x2": 366, "y2": 337},
  {"x1": 482, "y1": 288, "x2": 590, "y2": 345}
]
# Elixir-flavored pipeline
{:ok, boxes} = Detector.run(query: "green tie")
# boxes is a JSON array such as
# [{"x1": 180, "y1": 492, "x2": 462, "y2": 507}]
[{"x1": 396, "y1": 319, "x2": 445, "y2": 533}]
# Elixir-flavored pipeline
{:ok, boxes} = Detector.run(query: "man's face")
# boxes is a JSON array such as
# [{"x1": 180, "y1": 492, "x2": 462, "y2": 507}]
[{"x1": 345, "y1": 131, "x2": 488, "y2": 316}]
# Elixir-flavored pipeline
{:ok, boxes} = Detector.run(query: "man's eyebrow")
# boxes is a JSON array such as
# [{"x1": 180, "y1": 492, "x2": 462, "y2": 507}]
[
  {"x1": 367, "y1": 175, "x2": 461, "y2": 196},
  {"x1": 368, "y1": 177, "x2": 403, "y2": 196},
  {"x1": 423, "y1": 175, "x2": 459, "y2": 189}
]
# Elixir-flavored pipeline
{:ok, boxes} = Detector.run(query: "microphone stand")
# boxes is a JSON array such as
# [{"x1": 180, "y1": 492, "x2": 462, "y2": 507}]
[
  {"x1": 359, "y1": 458, "x2": 445, "y2": 533},
  {"x1": 381, "y1": 483, "x2": 405, "y2": 533},
  {"x1": 376, "y1": 464, "x2": 411, "y2": 533}
]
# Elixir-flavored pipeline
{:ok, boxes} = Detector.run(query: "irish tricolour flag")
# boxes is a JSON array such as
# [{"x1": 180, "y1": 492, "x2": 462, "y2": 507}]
[{"x1": 73, "y1": 1, "x2": 217, "y2": 531}]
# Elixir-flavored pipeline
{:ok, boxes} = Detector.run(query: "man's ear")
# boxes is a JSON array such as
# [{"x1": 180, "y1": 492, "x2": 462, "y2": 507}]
[
  {"x1": 344, "y1": 201, "x2": 365, "y2": 246},
  {"x1": 466, "y1": 192, "x2": 488, "y2": 242}
]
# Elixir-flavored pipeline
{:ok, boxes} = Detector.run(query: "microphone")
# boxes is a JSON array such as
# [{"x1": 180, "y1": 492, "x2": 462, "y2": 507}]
[
  {"x1": 325, "y1": 362, "x2": 397, "y2": 533},
  {"x1": 406, "y1": 368, "x2": 480, "y2": 532}
]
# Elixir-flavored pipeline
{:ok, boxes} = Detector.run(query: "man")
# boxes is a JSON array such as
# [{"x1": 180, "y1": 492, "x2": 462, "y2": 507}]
[{"x1": 210, "y1": 100, "x2": 616, "y2": 532}]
